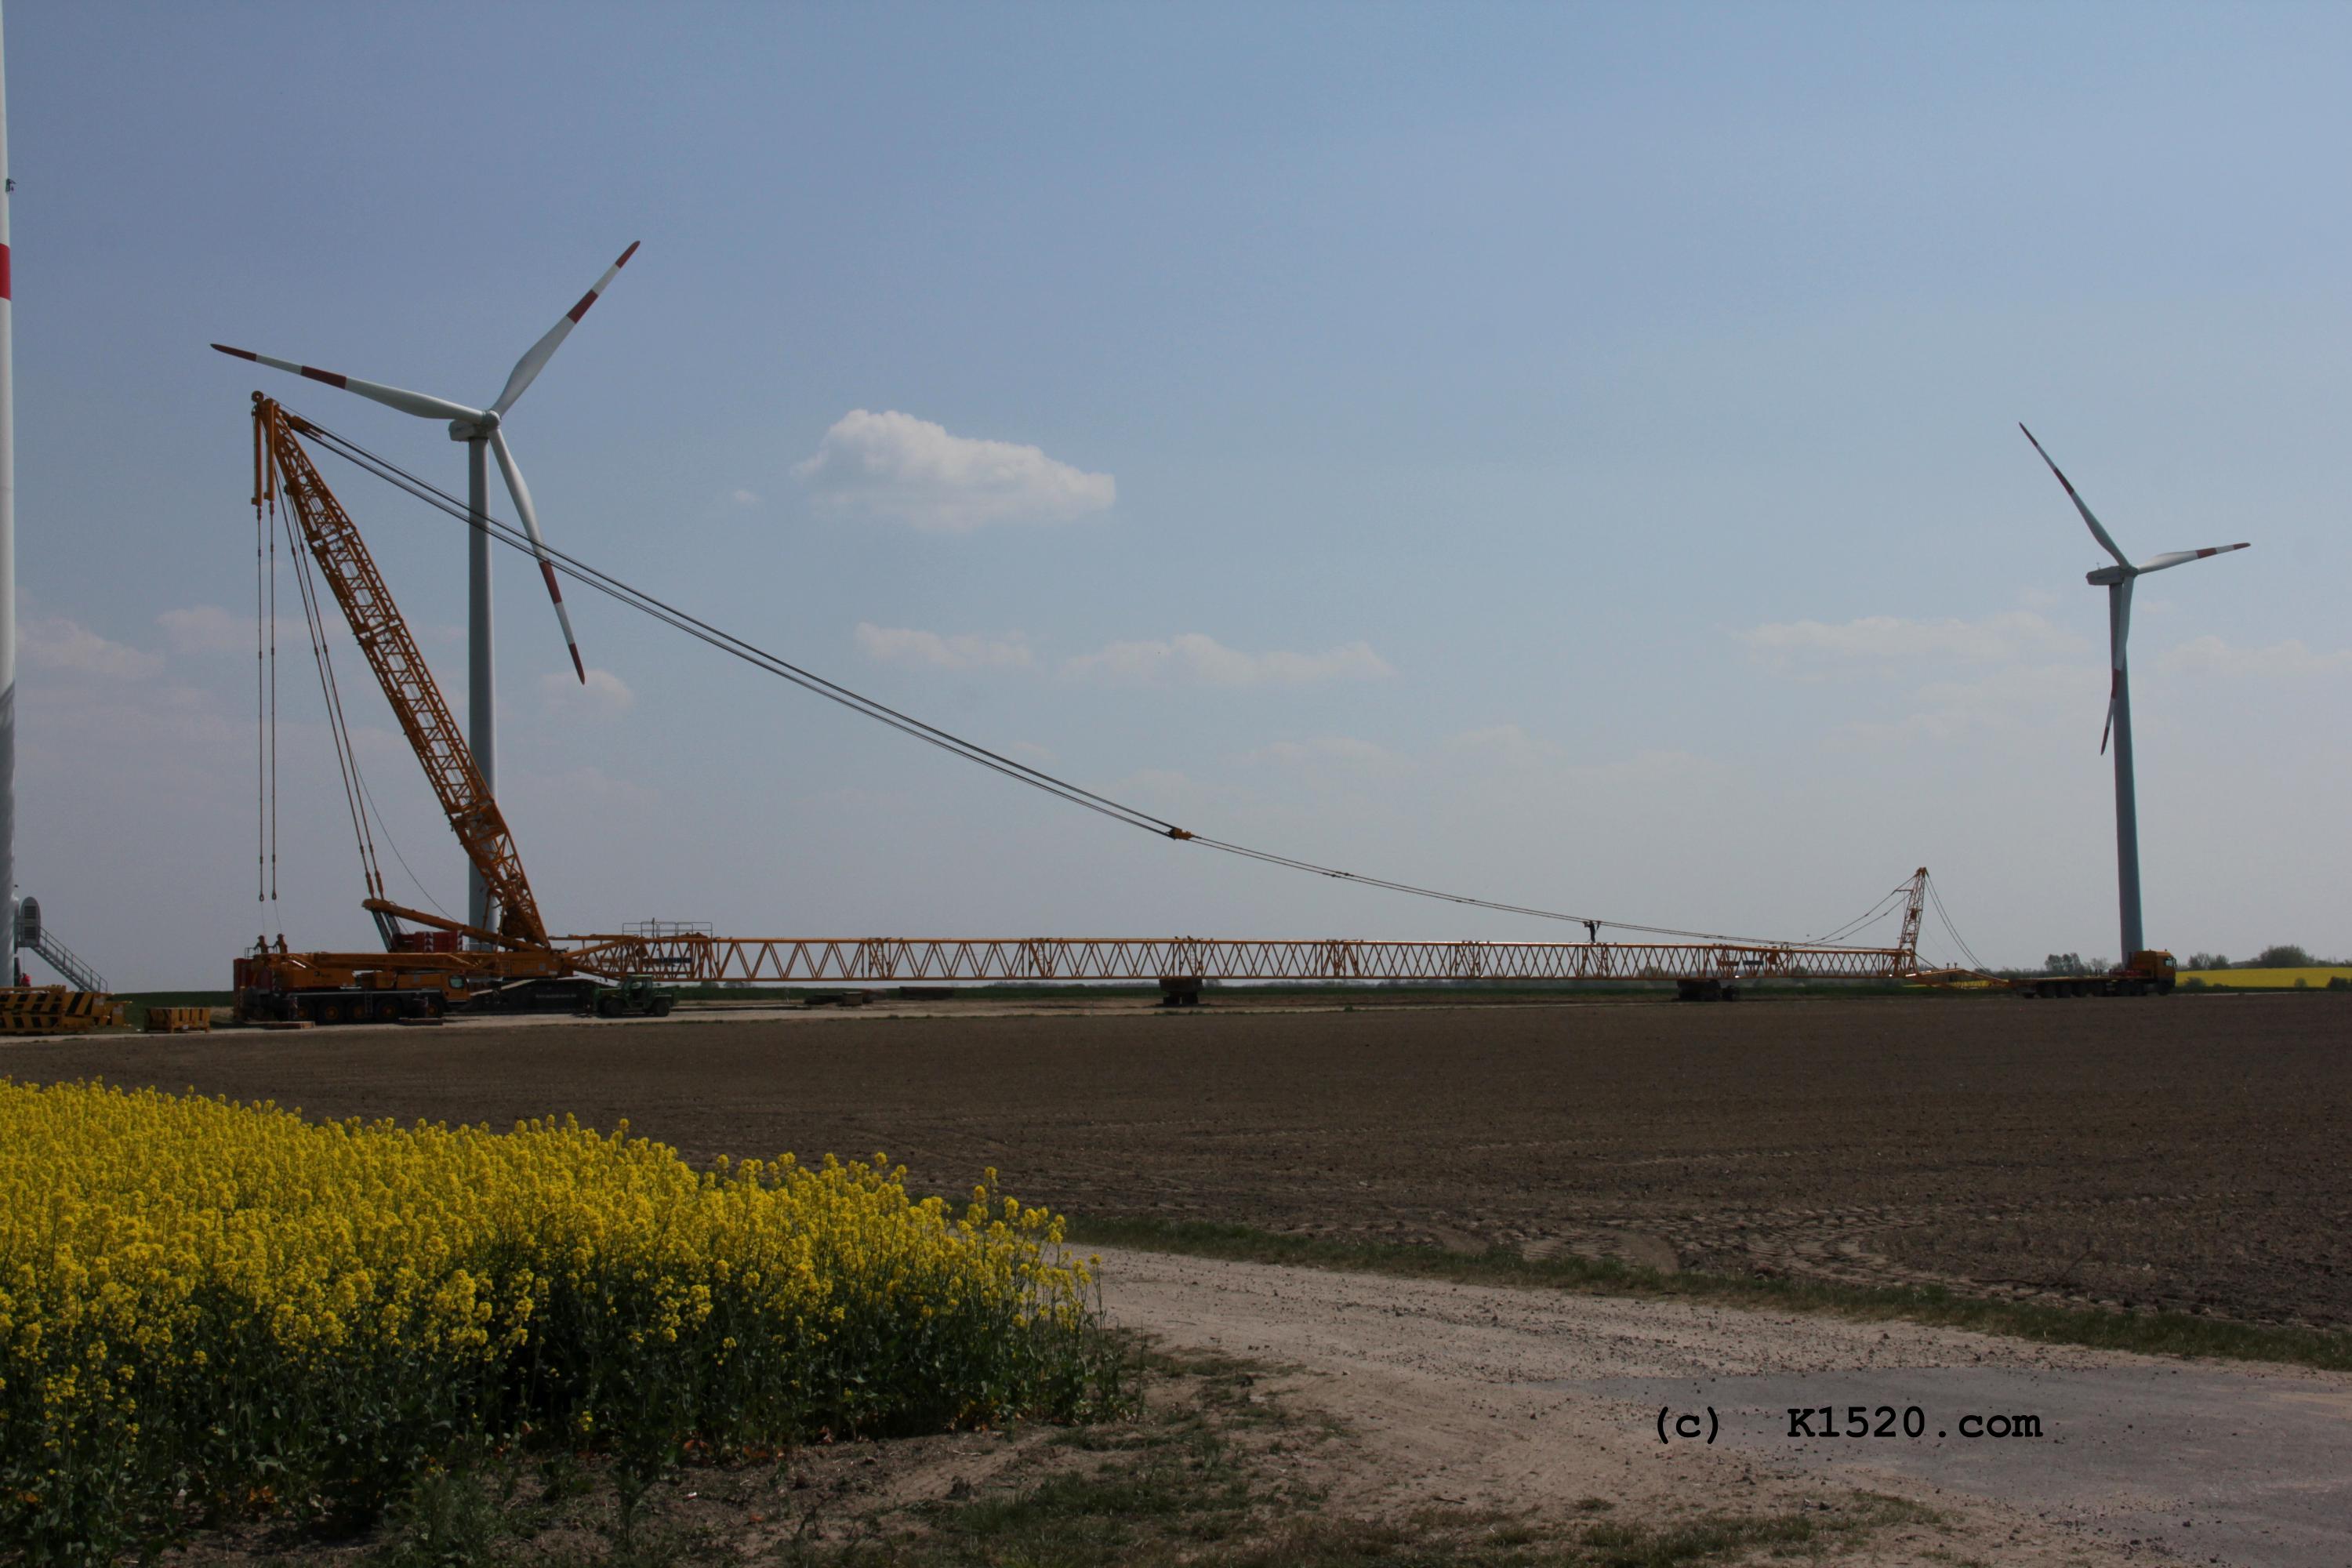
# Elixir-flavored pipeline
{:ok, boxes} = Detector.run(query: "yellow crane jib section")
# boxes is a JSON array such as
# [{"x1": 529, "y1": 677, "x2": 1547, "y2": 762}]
[
  {"x1": 558, "y1": 934, "x2": 1921, "y2": 986},
  {"x1": 255, "y1": 397, "x2": 550, "y2": 949}
]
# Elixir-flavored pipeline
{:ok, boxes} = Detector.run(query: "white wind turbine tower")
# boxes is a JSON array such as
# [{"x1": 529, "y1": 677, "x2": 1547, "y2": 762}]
[
  {"x1": 2020, "y1": 424, "x2": 2249, "y2": 961},
  {"x1": 214, "y1": 242, "x2": 637, "y2": 937}
]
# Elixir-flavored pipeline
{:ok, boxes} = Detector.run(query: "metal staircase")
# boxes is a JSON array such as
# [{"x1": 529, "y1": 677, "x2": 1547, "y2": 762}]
[{"x1": 13, "y1": 897, "x2": 107, "y2": 993}]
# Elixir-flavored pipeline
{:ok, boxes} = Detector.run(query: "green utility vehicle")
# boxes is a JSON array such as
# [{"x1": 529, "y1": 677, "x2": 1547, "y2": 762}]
[{"x1": 589, "y1": 977, "x2": 677, "y2": 1018}]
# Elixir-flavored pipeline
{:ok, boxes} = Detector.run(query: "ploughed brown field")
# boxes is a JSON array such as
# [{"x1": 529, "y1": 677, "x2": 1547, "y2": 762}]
[{"x1": 13, "y1": 994, "x2": 2347, "y2": 1328}]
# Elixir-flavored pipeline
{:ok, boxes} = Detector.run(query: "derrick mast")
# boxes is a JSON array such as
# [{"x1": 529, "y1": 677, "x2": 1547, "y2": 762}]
[
  {"x1": 235, "y1": 397, "x2": 585, "y2": 1024},
  {"x1": 256, "y1": 396, "x2": 547, "y2": 949}
]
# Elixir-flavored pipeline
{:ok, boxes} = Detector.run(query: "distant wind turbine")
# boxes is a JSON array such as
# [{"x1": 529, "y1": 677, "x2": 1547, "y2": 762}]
[
  {"x1": 215, "y1": 241, "x2": 639, "y2": 934},
  {"x1": 2020, "y1": 423, "x2": 2249, "y2": 959}
]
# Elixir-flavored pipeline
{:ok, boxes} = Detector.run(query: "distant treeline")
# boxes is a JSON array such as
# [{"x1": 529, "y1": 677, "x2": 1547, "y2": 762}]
[
  {"x1": 1999, "y1": 944, "x2": 2342, "y2": 978},
  {"x1": 2176, "y1": 945, "x2": 2340, "y2": 971}
]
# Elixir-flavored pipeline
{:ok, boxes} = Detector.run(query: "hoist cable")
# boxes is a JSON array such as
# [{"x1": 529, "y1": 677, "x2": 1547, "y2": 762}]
[
  {"x1": 1800, "y1": 886, "x2": 1907, "y2": 948},
  {"x1": 355, "y1": 769, "x2": 452, "y2": 920},
  {"x1": 279, "y1": 490, "x2": 384, "y2": 906},
  {"x1": 292, "y1": 412, "x2": 1904, "y2": 951},
  {"x1": 269, "y1": 481, "x2": 281, "y2": 902},
  {"x1": 254, "y1": 445, "x2": 267, "y2": 902},
  {"x1": 299, "y1": 422, "x2": 1178, "y2": 839},
  {"x1": 1927, "y1": 878, "x2": 1987, "y2": 973}
]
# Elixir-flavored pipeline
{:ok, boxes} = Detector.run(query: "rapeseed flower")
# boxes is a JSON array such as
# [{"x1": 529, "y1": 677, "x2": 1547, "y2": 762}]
[{"x1": 0, "y1": 1080, "x2": 1110, "y2": 1561}]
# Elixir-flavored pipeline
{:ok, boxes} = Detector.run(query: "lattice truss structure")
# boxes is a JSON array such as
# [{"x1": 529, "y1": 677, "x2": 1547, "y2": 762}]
[
  {"x1": 246, "y1": 393, "x2": 1936, "y2": 1004},
  {"x1": 564, "y1": 931, "x2": 1918, "y2": 985}
]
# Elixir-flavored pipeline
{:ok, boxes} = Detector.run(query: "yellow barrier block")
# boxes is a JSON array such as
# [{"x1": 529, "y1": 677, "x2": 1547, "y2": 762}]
[{"x1": 0, "y1": 988, "x2": 116, "y2": 1034}]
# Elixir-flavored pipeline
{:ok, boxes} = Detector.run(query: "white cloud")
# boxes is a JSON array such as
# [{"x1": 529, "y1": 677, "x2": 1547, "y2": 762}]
[
  {"x1": 1240, "y1": 734, "x2": 1407, "y2": 771},
  {"x1": 1062, "y1": 633, "x2": 1392, "y2": 688},
  {"x1": 541, "y1": 666, "x2": 634, "y2": 715},
  {"x1": 855, "y1": 622, "x2": 1036, "y2": 671},
  {"x1": 724, "y1": 488, "x2": 760, "y2": 509},
  {"x1": 2158, "y1": 636, "x2": 2352, "y2": 680},
  {"x1": 543, "y1": 765, "x2": 659, "y2": 811},
  {"x1": 1443, "y1": 724, "x2": 1563, "y2": 762},
  {"x1": 1742, "y1": 611, "x2": 2084, "y2": 669},
  {"x1": 1841, "y1": 662, "x2": 2107, "y2": 746},
  {"x1": 793, "y1": 409, "x2": 1115, "y2": 532},
  {"x1": 158, "y1": 604, "x2": 255, "y2": 655},
  {"x1": 154, "y1": 604, "x2": 390, "y2": 655},
  {"x1": 853, "y1": 623, "x2": 1392, "y2": 686},
  {"x1": 22, "y1": 615, "x2": 163, "y2": 680}
]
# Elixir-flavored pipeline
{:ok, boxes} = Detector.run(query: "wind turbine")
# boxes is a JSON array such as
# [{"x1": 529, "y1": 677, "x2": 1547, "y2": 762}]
[
  {"x1": 213, "y1": 241, "x2": 638, "y2": 935},
  {"x1": 2020, "y1": 424, "x2": 2248, "y2": 960}
]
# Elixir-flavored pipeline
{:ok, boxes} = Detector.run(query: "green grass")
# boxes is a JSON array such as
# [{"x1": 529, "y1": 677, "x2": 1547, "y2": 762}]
[
  {"x1": 757, "y1": 1348, "x2": 1934, "y2": 1568},
  {"x1": 294, "y1": 1345, "x2": 1945, "y2": 1568},
  {"x1": 1066, "y1": 1214, "x2": 2352, "y2": 1374}
]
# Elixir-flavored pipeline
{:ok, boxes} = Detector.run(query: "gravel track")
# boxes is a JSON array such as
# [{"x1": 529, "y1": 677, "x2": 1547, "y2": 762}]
[{"x1": 1094, "y1": 1245, "x2": 2352, "y2": 1566}]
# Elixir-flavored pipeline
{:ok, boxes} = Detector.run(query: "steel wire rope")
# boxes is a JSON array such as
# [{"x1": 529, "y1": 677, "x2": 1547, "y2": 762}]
[
  {"x1": 278, "y1": 479, "x2": 385, "y2": 906},
  {"x1": 255, "y1": 440, "x2": 267, "y2": 902},
  {"x1": 1796, "y1": 886, "x2": 1908, "y2": 947},
  {"x1": 1926, "y1": 877, "x2": 1987, "y2": 973},
  {"x1": 270, "y1": 469, "x2": 280, "y2": 902},
  {"x1": 296, "y1": 423, "x2": 1183, "y2": 840},
  {"x1": 292, "y1": 413, "x2": 1895, "y2": 950},
  {"x1": 1808, "y1": 902, "x2": 1896, "y2": 946},
  {"x1": 354, "y1": 769, "x2": 453, "y2": 921}
]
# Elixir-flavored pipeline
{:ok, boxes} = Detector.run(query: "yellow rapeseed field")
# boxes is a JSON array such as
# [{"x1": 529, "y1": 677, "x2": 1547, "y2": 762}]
[
  {"x1": 2177, "y1": 967, "x2": 2352, "y2": 989},
  {"x1": 0, "y1": 1080, "x2": 1113, "y2": 1559}
]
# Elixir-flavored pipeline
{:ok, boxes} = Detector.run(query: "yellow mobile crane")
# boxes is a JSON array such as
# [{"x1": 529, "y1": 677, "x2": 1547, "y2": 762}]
[
  {"x1": 233, "y1": 395, "x2": 614, "y2": 1022},
  {"x1": 236, "y1": 394, "x2": 1939, "y2": 1018}
]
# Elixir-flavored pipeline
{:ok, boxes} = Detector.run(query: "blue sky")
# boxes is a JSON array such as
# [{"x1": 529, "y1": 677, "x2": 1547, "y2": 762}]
[{"x1": 11, "y1": 2, "x2": 2347, "y2": 987}]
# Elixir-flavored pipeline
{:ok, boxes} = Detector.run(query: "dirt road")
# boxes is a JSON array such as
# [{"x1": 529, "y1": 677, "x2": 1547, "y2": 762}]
[{"x1": 1094, "y1": 1246, "x2": 2352, "y2": 1566}]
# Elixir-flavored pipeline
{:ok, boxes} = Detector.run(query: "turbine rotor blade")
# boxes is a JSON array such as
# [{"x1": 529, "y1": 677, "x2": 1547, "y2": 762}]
[
  {"x1": 2020, "y1": 423, "x2": 2132, "y2": 568},
  {"x1": 2135, "y1": 542, "x2": 2251, "y2": 575},
  {"x1": 488, "y1": 241, "x2": 641, "y2": 418},
  {"x1": 210, "y1": 343, "x2": 484, "y2": 424},
  {"x1": 488, "y1": 428, "x2": 586, "y2": 684}
]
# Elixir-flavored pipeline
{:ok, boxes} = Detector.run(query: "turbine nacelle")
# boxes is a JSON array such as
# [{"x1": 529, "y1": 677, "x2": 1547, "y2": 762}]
[
  {"x1": 2020, "y1": 423, "x2": 2251, "y2": 755},
  {"x1": 213, "y1": 241, "x2": 639, "y2": 688}
]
